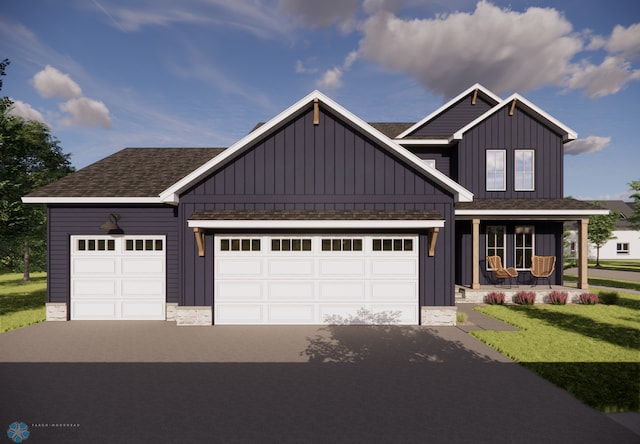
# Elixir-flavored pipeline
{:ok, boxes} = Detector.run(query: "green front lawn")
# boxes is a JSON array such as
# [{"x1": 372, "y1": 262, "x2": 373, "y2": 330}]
[
  {"x1": 472, "y1": 292, "x2": 640, "y2": 412},
  {"x1": 0, "y1": 272, "x2": 47, "y2": 333}
]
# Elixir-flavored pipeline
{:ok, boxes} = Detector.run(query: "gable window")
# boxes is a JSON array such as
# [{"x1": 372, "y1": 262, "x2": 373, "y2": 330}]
[
  {"x1": 422, "y1": 159, "x2": 436, "y2": 169},
  {"x1": 617, "y1": 243, "x2": 629, "y2": 254},
  {"x1": 486, "y1": 226, "x2": 506, "y2": 267},
  {"x1": 515, "y1": 150, "x2": 535, "y2": 191},
  {"x1": 486, "y1": 150, "x2": 506, "y2": 191},
  {"x1": 515, "y1": 226, "x2": 534, "y2": 269}
]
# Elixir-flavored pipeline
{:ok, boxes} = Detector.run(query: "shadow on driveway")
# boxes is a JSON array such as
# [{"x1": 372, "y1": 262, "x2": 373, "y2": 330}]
[{"x1": 0, "y1": 323, "x2": 637, "y2": 443}]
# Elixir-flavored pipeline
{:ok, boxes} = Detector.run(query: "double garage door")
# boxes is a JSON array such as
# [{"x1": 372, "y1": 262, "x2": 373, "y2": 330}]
[
  {"x1": 70, "y1": 236, "x2": 166, "y2": 320},
  {"x1": 214, "y1": 235, "x2": 419, "y2": 325}
]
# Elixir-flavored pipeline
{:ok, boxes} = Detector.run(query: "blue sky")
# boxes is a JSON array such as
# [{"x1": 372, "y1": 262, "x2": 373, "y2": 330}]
[{"x1": 1, "y1": 0, "x2": 639, "y2": 200}]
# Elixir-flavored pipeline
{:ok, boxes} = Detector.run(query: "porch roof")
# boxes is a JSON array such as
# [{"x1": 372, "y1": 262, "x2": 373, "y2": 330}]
[{"x1": 455, "y1": 198, "x2": 608, "y2": 219}]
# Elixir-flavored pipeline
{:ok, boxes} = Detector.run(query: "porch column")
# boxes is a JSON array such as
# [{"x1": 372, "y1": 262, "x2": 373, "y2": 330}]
[
  {"x1": 472, "y1": 219, "x2": 480, "y2": 289},
  {"x1": 577, "y1": 218, "x2": 589, "y2": 290}
]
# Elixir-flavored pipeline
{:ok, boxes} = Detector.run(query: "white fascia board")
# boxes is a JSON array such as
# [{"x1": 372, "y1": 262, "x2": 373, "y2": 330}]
[
  {"x1": 188, "y1": 219, "x2": 446, "y2": 230},
  {"x1": 396, "y1": 139, "x2": 452, "y2": 146},
  {"x1": 397, "y1": 83, "x2": 502, "y2": 139},
  {"x1": 455, "y1": 209, "x2": 610, "y2": 217},
  {"x1": 161, "y1": 89, "x2": 473, "y2": 203},
  {"x1": 22, "y1": 196, "x2": 165, "y2": 205},
  {"x1": 453, "y1": 93, "x2": 578, "y2": 141}
]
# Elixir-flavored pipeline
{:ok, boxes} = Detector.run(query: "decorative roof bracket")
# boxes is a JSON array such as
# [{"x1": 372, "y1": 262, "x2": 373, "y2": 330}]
[{"x1": 194, "y1": 227, "x2": 205, "y2": 257}]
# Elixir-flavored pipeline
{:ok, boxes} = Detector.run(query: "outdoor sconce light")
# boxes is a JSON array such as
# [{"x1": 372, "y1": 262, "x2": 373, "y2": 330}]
[{"x1": 100, "y1": 213, "x2": 124, "y2": 234}]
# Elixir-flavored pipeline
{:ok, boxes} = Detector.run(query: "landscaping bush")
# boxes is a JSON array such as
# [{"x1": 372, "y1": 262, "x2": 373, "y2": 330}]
[
  {"x1": 579, "y1": 293, "x2": 599, "y2": 305},
  {"x1": 548, "y1": 290, "x2": 568, "y2": 305},
  {"x1": 598, "y1": 291, "x2": 619, "y2": 306},
  {"x1": 486, "y1": 291, "x2": 506, "y2": 305},
  {"x1": 515, "y1": 291, "x2": 536, "y2": 305}
]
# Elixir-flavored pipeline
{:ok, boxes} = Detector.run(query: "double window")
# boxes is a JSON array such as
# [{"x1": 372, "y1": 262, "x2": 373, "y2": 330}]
[
  {"x1": 617, "y1": 243, "x2": 629, "y2": 254},
  {"x1": 487, "y1": 225, "x2": 534, "y2": 269},
  {"x1": 486, "y1": 149, "x2": 535, "y2": 191}
]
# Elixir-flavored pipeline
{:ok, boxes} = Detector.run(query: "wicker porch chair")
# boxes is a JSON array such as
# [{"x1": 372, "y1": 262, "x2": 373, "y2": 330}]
[
  {"x1": 530, "y1": 256, "x2": 556, "y2": 288},
  {"x1": 487, "y1": 255, "x2": 519, "y2": 288}
]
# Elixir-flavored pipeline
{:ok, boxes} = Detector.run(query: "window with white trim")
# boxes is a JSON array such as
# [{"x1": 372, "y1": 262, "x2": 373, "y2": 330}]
[
  {"x1": 515, "y1": 150, "x2": 535, "y2": 191},
  {"x1": 220, "y1": 238, "x2": 261, "y2": 252},
  {"x1": 486, "y1": 226, "x2": 506, "y2": 267},
  {"x1": 515, "y1": 226, "x2": 534, "y2": 269},
  {"x1": 617, "y1": 243, "x2": 629, "y2": 254},
  {"x1": 372, "y1": 238, "x2": 413, "y2": 252},
  {"x1": 322, "y1": 238, "x2": 363, "y2": 252},
  {"x1": 272, "y1": 238, "x2": 311, "y2": 252},
  {"x1": 486, "y1": 150, "x2": 506, "y2": 191}
]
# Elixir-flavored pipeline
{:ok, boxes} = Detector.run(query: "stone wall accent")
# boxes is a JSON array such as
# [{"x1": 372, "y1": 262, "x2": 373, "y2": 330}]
[
  {"x1": 166, "y1": 303, "x2": 178, "y2": 322},
  {"x1": 175, "y1": 306, "x2": 212, "y2": 326},
  {"x1": 46, "y1": 303, "x2": 68, "y2": 321},
  {"x1": 421, "y1": 306, "x2": 457, "y2": 326},
  {"x1": 457, "y1": 287, "x2": 584, "y2": 304}
]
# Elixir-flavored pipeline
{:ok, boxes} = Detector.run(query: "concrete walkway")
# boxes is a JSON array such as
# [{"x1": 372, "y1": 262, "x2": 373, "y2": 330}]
[
  {"x1": 565, "y1": 267, "x2": 640, "y2": 282},
  {"x1": 0, "y1": 321, "x2": 637, "y2": 443}
]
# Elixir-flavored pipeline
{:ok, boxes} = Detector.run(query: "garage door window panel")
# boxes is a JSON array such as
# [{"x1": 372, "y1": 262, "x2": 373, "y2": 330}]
[
  {"x1": 373, "y1": 238, "x2": 413, "y2": 252},
  {"x1": 321, "y1": 238, "x2": 363, "y2": 252}
]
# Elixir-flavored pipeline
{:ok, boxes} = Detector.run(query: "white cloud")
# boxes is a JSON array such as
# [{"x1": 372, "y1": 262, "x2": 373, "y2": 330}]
[
  {"x1": 295, "y1": 60, "x2": 318, "y2": 74},
  {"x1": 60, "y1": 97, "x2": 112, "y2": 129},
  {"x1": 316, "y1": 51, "x2": 359, "y2": 90},
  {"x1": 32, "y1": 65, "x2": 83, "y2": 99},
  {"x1": 279, "y1": 0, "x2": 358, "y2": 29},
  {"x1": 564, "y1": 136, "x2": 611, "y2": 155},
  {"x1": 317, "y1": 67, "x2": 343, "y2": 89},
  {"x1": 567, "y1": 56, "x2": 640, "y2": 98},
  {"x1": 362, "y1": 0, "x2": 404, "y2": 14},
  {"x1": 8, "y1": 99, "x2": 47, "y2": 124},
  {"x1": 358, "y1": 2, "x2": 583, "y2": 98},
  {"x1": 607, "y1": 23, "x2": 640, "y2": 58}
]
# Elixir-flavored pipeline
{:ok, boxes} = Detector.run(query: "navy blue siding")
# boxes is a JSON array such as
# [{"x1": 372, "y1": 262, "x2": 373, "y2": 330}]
[
  {"x1": 456, "y1": 106, "x2": 564, "y2": 198},
  {"x1": 408, "y1": 147, "x2": 452, "y2": 178},
  {"x1": 455, "y1": 221, "x2": 564, "y2": 286},
  {"x1": 47, "y1": 206, "x2": 179, "y2": 306},
  {"x1": 179, "y1": 106, "x2": 457, "y2": 308},
  {"x1": 410, "y1": 95, "x2": 494, "y2": 138}
]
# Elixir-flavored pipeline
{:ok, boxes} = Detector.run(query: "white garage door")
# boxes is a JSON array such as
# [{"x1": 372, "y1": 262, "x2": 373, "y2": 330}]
[
  {"x1": 214, "y1": 235, "x2": 419, "y2": 325},
  {"x1": 70, "y1": 236, "x2": 166, "y2": 320}
]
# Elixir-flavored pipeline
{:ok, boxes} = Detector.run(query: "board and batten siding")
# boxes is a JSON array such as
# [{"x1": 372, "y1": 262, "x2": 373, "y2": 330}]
[
  {"x1": 456, "y1": 106, "x2": 564, "y2": 199},
  {"x1": 178, "y1": 106, "x2": 456, "y2": 309},
  {"x1": 47, "y1": 206, "x2": 179, "y2": 306},
  {"x1": 455, "y1": 221, "x2": 564, "y2": 286},
  {"x1": 409, "y1": 95, "x2": 495, "y2": 138}
]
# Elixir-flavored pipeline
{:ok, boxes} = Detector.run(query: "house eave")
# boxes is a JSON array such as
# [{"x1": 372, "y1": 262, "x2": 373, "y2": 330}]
[
  {"x1": 22, "y1": 196, "x2": 166, "y2": 205},
  {"x1": 455, "y1": 209, "x2": 610, "y2": 219},
  {"x1": 188, "y1": 219, "x2": 446, "y2": 230}
]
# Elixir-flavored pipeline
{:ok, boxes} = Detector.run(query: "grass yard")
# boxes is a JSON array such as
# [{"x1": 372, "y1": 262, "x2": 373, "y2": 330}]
[
  {"x1": 0, "y1": 272, "x2": 47, "y2": 333},
  {"x1": 472, "y1": 292, "x2": 640, "y2": 413}
]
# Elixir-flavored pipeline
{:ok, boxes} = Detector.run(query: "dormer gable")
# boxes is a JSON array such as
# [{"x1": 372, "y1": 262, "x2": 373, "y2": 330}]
[{"x1": 397, "y1": 84, "x2": 501, "y2": 140}]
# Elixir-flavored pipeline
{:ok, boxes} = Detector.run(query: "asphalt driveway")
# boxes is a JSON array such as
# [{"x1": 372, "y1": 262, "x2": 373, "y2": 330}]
[{"x1": 0, "y1": 321, "x2": 637, "y2": 443}]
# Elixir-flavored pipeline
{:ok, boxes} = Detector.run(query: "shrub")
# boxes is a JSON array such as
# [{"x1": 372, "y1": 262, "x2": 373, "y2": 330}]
[
  {"x1": 548, "y1": 291, "x2": 568, "y2": 305},
  {"x1": 598, "y1": 291, "x2": 619, "y2": 305},
  {"x1": 456, "y1": 311, "x2": 468, "y2": 324},
  {"x1": 579, "y1": 293, "x2": 599, "y2": 305},
  {"x1": 486, "y1": 291, "x2": 506, "y2": 305},
  {"x1": 515, "y1": 291, "x2": 536, "y2": 305}
]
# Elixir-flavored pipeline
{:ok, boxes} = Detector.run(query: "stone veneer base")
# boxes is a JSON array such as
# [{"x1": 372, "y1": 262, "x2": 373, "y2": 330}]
[
  {"x1": 421, "y1": 306, "x2": 457, "y2": 326},
  {"x1": 46, "y1": 303, "x2": 68, "y2": 321},
  {"x1": 175, "y1": 306, "x2": 212, "y2": 326},
  {"x1": 166, "y1": 303, "x2": 178, "y2": 322}
]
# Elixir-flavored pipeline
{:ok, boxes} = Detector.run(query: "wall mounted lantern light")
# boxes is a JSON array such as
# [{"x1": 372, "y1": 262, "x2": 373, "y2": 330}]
[{"x1": 100, "y1": 213, "x2": 124, "y2": 234}]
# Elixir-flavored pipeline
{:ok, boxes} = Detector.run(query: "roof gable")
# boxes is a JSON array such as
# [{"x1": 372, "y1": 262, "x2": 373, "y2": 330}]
[
  {"x1": 453, "y1": 93, "x2": 578, "y2": 142},
  {"x1": 160, "y1": 90, "x2": 473, "y2": 203},
  {"x1": 396, "y1": 84, "x2": 502, "y2": 140}
]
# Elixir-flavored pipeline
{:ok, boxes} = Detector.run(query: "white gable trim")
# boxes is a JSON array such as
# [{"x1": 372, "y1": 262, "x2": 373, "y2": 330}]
[
  {"x1": 396, "y1": 84, "x2": 502, "y2": 139},
  {"x1": 452, "y1": 93, "x2": 578, "y2": 142},
  {"x1": 160, "y1": 90, "x2": 473, "y2": 204}
]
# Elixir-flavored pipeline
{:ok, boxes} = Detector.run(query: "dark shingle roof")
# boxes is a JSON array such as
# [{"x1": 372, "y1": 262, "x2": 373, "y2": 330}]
[
  {"x1": 26, "y1": 148, "x2": 225, "y2": 198},
  {"x1": 456, "y1": 198, "x2": 605, "y2": 211},
  {"x1": 190, "y1": 209, "x2": 443, "y2": 221},
  {"x1": 251, "y1": 122, "x2": 415, "y2": 139},
  {"x1": 593, "y1": 201, "x2": 635, "y2": 229}
]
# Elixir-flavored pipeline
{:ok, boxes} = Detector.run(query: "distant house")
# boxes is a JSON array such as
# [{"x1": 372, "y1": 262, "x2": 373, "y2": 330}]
[
  {"x1": 566, "y1": 201, "x2": 639, "y2": 260},
  {"x1": 23, "y1": 85, "x2": 605, "y2": 326}
]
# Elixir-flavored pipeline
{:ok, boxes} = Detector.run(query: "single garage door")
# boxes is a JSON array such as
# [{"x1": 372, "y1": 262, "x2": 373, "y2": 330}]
[
  {"x1": 70, "y1": 235, "x2": 166, "y2": 320},
  {"x1": 214, "y1": 235, "x2": 419, "y2": 325}
]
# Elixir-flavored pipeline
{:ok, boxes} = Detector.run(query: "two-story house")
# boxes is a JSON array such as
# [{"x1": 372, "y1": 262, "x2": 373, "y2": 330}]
[{"x1": 23, "y1": 84, "x2": 605, "y2": 325}]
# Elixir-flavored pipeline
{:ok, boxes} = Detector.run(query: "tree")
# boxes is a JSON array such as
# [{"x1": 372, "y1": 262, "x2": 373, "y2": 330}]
[
  {"x1": 629, "y1": 180, "x2": 640, "y2": 230},
  {"x1": 0, "y1": 58, "x2": 74, "y2": 280},
  {"x1": 587, "y1": 202, "x2": 620, "y2": 268}
]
